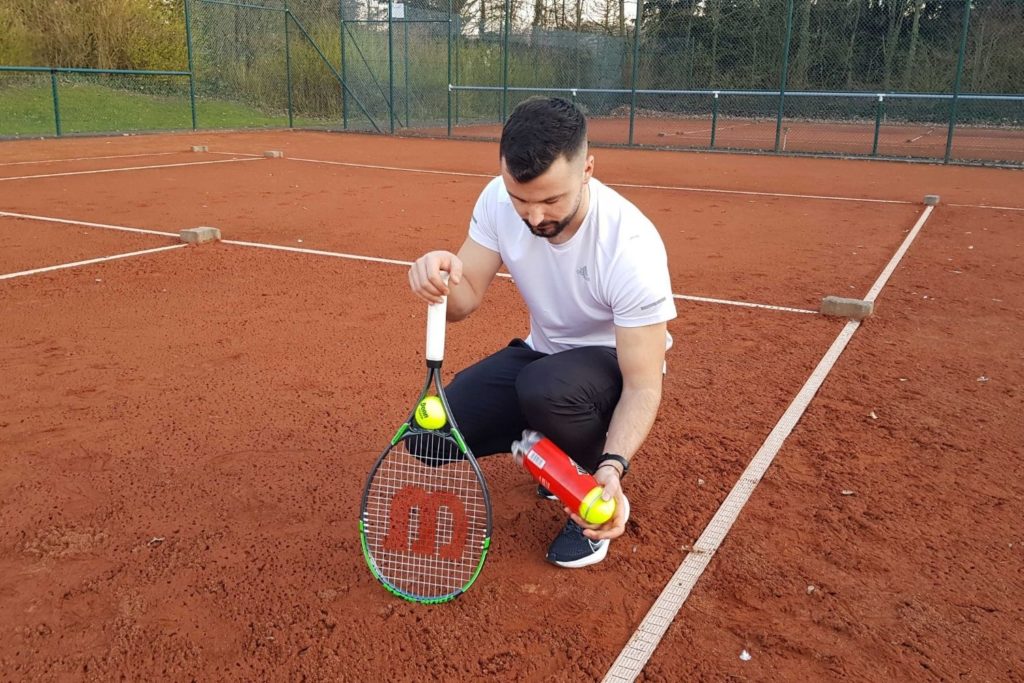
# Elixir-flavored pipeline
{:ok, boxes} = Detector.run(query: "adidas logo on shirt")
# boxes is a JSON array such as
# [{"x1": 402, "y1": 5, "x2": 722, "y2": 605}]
[{"x1": 576, "y1": 265, "x2": 590, "y2": 282}]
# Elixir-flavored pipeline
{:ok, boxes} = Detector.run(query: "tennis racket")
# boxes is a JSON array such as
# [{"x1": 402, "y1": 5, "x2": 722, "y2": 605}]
[{"x1": 359, "y1": 275, "x2": 492, "y2": 603}]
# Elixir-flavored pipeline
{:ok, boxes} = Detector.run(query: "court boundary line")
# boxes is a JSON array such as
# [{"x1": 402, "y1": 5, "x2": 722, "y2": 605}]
[
  {"x1": 275, "y1": 154, "x2": 915, "y2": 206},
  {"x1": 0, "y1": 244, "x2": 186, "y2": 281},
  {"x1": 232, "y1": 151, "x2": 1024, "y2": 211},
  {"x1": 0, "y1": 151, "x2": 183, "y2": 168},
  {"x1": 947, "y1": 202, "x2": 1024, "y2": 212},
  {"x1": 0, "y1": 211, "x2": 178, "y2": 237},
  {"x1": 5, "y1": 146, "x2": 1018, "y2": 211},
  {"x1": 602, "y1": 204, "x2": 936, "y2": 682},
  {"x1": 1, "y1": 209, "x2": 818, "y2": 315},
  {"x1": 0, "y1": 157, "x2": 262, "y2": 182}
]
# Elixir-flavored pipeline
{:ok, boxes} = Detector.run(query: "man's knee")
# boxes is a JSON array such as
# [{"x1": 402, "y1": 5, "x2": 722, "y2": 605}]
[{"x1": 514, "y1": 362, "x2": 561, "y2": 418}]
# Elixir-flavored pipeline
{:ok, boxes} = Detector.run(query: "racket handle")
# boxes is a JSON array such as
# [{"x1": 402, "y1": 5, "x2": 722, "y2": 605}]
[{"x1": 425, "y1": 272, "x2": 449, "y2": 363}]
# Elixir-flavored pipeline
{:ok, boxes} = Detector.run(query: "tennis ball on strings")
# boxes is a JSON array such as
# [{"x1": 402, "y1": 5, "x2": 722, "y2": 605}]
[
  {"x1": 579, "y1": 486, "x2": 616, "y2": 525},
  {"x1": 414, "y1": 396, "x2": 447, "y2": 430}
]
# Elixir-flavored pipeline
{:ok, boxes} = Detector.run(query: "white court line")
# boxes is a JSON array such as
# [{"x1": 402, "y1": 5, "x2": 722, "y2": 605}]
[
  {"x1": 221, "y1": 239, "x2": 415, "y2": 268},
  {"x1": 0, "y1": 244, "x2": 186, "y2": 281},
  {"x1": 229, "y1": 150, "x2": 1024, "y2": 211},
  {"x1": 289, "y1": 156, "x2": 493, "y2": 179},
  {"x1": 0, "y1": 211, "x2": 177, "y2": 237},
  {"x1": 0, "y1": 151, "x2": 181, "y2": 167},
  {"x1": 675, "y1": 293, "x2": 816, "y2": 314},
  {"x1": 255, "y1": 153, "x2": 915, "y2": 206},
  {"x1": 207, "y1": 150, "x2": 264, "y2": 158},
  {"x1": 610, "y1": 182, "x2": 913, "y2": 205},
  {"x1": 0, "y1": 157, "x2": 262, "y2": 182},
  {"x1": 864, "y1": 206, "x2": 934, "y2": 301},
  {"x1": 948, "y1": 203, "x2": 1024, "y2": 212},
  {"x1": 906, "y1": 128, "x2": 936, "y2": 144},
  {"x1": 602, "y1": 204, "x2": 937, "y2": 682},
  {"x1": 2, "y1": 210, "x2": 815, "y2": 315},
  {"x1": 677, "y1": 122, "x2": 753, "y2": 136}
]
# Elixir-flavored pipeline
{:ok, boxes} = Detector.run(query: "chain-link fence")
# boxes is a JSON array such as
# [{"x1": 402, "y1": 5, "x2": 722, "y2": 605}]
[{"x1": 1, "y1": 0, "x2": 1021, "y2": 165}]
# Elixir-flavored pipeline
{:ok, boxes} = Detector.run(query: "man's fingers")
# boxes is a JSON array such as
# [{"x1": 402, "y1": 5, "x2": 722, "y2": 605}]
[
  {"x1": 449, "y1": 257, "x2": 463, "y2": 286},
  {"x1": 428, "y1": 268, "x2": 450, "y2": 297},
  {"x1": 408, "y1": 252, "x2": 454, "y2": 303}
]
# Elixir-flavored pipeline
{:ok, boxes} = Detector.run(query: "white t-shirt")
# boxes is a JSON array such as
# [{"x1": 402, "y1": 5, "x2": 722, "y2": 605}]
[{"x1": 468, "y1": 176, "x2": 677, "y2": 354}]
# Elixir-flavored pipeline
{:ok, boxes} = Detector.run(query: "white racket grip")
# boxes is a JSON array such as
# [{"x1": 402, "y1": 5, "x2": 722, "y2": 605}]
[{"x1": 425, "y1": 272, "x2": 449, "y2": 363}]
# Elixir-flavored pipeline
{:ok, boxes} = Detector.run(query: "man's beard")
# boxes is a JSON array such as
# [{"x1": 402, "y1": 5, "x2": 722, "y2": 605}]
[{"x1": 524, "y1": 187, "x2": 585, "y2": 239}]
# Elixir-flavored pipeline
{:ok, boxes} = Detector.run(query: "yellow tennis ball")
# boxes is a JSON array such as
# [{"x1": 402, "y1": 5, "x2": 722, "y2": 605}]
[
  {"x1": 579, "y1": 486, "x2": 616, "y2": 525},
  {"x1": 414, "y1": 396, "x2": 447, "y2": 430}
]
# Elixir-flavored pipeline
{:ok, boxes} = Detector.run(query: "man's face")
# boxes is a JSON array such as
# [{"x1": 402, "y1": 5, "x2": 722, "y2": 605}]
[{"x1": 501, "y1": 153, "x2": 595, "y2": 240}]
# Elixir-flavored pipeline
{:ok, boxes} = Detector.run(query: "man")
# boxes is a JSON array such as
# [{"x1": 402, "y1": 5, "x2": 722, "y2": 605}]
[{"x1": 408, "y1": 97, "x2": 676, "y2": 568}]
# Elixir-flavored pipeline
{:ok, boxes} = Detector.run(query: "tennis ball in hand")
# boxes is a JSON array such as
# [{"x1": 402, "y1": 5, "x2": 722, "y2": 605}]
[
  {"x1": 414, "y1": 396, "x2": 447, "y2": 430},
  {"x1": 579, "y1": 486, "x2": 616, "y2": 525}
]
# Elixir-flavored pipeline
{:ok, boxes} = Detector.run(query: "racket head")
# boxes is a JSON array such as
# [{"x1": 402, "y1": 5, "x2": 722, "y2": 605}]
[{"x1": 359, "y1": 386, "x2": 492, "y2": 603}]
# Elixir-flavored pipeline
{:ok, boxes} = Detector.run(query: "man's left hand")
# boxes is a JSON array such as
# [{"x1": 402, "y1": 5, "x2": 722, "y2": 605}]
[{"x1": 566, "y1": 467, "x2": 630, "y2": 541}]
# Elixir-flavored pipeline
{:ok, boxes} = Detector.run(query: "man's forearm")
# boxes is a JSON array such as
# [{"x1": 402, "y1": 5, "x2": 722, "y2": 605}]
[
  {"x1": 602, "y1": 384, "x2": 662, "y2": 463},
  {"x1": 445, "y1": 280, "x2": 482, "y2": 322}
]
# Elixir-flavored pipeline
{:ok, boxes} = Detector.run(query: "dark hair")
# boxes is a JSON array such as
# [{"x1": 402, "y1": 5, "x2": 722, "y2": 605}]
[{"x1": 499, "y1": 97, "x2": 587, "y2": 183}]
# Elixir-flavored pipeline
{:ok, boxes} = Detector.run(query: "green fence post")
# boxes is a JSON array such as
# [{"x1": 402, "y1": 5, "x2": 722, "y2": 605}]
[
  {"x1": 710, "y1": 91, "x2": 719, "y2": 148},
  {"x1": 50, "y1": 70, "x2": 62, "y2": 137},
  {"x1": 284, "y1": 4, "x2": 294, "y2": 128},
  {"x1": 628, "y1": 0, "x2": 642, "y2": 146},
  {"x1": 184, "y1": 0, "x2": 197, "y2": 129},
  {"x1": 775, "y1": 0, "x2": 795, "y2": 153},
  {"x1": 501, "y1": 0, "x2": 511, "y2": 123},
  {"x1": 944, "y1": 0, "x2": 972, "y2": 164},
  {"x1": 872, "y1": 94, "x2": 884, "y2": 156},
  {"x1": 454, "y1": 15, "x2": 461, "y2": 125},
  {"x1": 340, "y1": 4, "x2": 348, "y2": 129},
  {"x1": 447, "y1": 0, "x2": 453, "y2": 137},
  {"x1": 403, "y1": 17, "x2": 410, "y2": 127},
  {"x1": 388, "y1": 0, "x2": 395, "y2": 133}
]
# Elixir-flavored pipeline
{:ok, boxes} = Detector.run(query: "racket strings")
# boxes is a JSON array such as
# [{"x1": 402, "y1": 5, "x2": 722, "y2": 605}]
[{"x1": 364, "y1": 432, "x2": 489, "y2": 599}]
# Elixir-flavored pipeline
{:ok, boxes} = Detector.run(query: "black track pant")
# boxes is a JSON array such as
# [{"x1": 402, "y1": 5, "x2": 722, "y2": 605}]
[{"x1": 444, "y1": 339, "x2": 623, "y2": 473}]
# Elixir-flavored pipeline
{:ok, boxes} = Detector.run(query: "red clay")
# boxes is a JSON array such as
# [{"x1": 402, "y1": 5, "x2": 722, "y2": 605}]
[{"x1": 1, "y1": 131, "x2": 1022, "y2": 680}]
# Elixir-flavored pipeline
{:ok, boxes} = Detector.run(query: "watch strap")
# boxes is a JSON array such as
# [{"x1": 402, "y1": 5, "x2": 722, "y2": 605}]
[{"x1": 599, "y1": 453, "x2": 630, "y2": 478}]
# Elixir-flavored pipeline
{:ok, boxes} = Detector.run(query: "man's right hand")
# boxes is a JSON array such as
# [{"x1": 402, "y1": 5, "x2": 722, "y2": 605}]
[{"x1": 408, "y1": 250, "x2": 464, "y2": 304}]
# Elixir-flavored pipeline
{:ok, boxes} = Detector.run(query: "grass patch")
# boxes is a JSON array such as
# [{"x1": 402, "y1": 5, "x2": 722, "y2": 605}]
[{"x1": 0, "y1": 82, "x2": 336, "y2": 136}]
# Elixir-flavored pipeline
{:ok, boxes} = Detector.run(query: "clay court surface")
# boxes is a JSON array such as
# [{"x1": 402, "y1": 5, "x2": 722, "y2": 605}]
[{"x1": 1, "y1": 130, "x2": 1022, "y2": 680}]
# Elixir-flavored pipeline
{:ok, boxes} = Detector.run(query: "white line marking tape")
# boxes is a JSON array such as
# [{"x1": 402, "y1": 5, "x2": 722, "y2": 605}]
[
  {"x1": 0, "y1": 211, "x2": 177, "y2": 237},
  {"x1": 602, "y1": 203, "x2": 937, "y2": 682},
  {"x1": 207, "y1": 151, "x2": 265, "y2": 158},
  {"x1": 2, "y1": 210, "x2": 815, "y2": 315},
  {"x1": 610, "y1": 182, "x2": 912, "y2": 205},
  {"x1": 674, "y1": 293, "x2": 817, "y2": 314},
  {"x1": 288, "y1": 156, "x2": 493, "y2": 178},
  {"x1": 0, "y1": 244, "x2": 186, "y2": 281},
  {"x1": 0, "y1": 157, "x2": 261, "y2": 182},
  {"x1": 603, "y1": 317, "x2": 862, "y2": 682},
  {"x1": 948, "y1": 203, "x2": 1024, "y2": 212},
  {"x1": 232, "y1": 153, "x2": 915, "y2": 207},
  {"x1": 864, "y1": 205, "x2": 933, "y2": 302},
  {"x1": 220, "y1": 239, "x2": 414, "y2": 267},
  {"x1": 0, "y1": 152, "x2": 181, "y2": 168}
]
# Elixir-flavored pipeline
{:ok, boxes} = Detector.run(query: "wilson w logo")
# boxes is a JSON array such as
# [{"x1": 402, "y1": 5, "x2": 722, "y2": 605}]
[{"x1": 383, "y1": 486, "x2": 468, "y2": 560}]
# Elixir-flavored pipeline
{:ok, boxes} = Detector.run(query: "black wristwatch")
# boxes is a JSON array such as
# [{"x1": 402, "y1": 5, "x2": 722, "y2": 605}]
[{"x1": 599, "y1": 453, "x2": 630, "y2": 478}]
